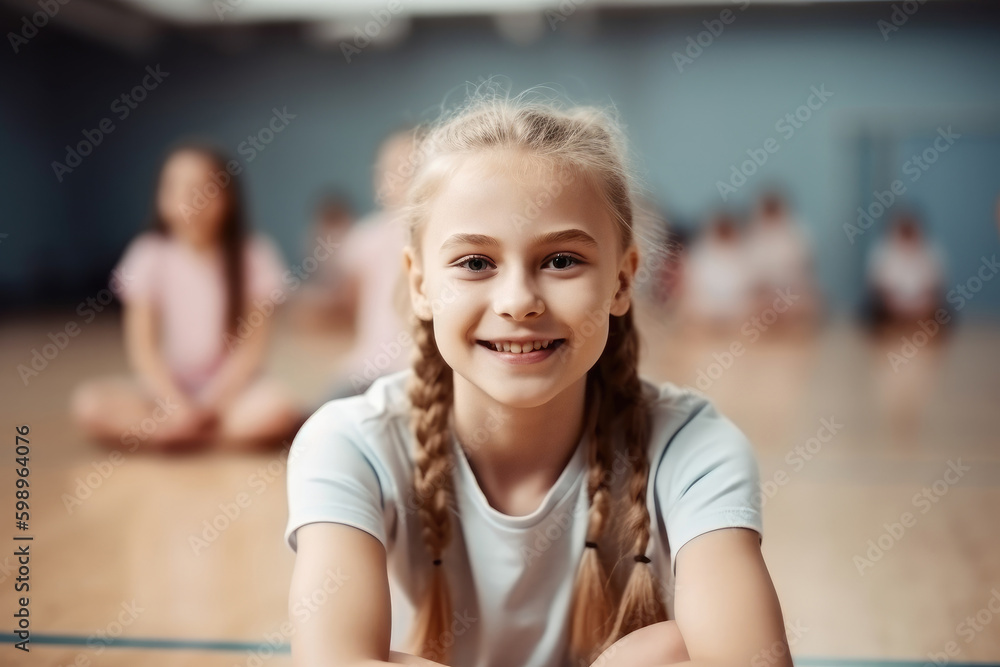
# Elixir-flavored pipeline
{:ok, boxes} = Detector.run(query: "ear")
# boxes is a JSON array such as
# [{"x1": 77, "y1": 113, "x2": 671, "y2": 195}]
[
  {"x1": 609, "y1": 244, "x2": 639, "y2": 317},
  {"x1": 403, "y1": 245, "x2": 433, "y2": 321}
]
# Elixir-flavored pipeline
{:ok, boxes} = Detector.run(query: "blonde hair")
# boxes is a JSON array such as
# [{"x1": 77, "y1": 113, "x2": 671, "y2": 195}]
[{"x1": 401, "y1": 84, "x2": 667, "y2": 666}]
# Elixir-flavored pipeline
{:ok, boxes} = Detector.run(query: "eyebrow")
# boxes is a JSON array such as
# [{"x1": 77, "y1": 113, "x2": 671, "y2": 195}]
[{"x1": 440, "y1": 228, "x2": 599, "y2": 253}]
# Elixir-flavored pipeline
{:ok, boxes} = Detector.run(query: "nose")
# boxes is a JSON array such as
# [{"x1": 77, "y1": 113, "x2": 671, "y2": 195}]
[{"x1": 493, "y1": 266, "x2": 544, "y2": 321}]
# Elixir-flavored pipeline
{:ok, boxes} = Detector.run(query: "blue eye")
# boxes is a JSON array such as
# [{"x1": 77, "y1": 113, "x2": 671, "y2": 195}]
[
  {"x1": 457, "y1": 255, "x2": 495, "y2": 272},
  {"x1": 546, "y1": 254, "x2": 580, "y2": 270}
]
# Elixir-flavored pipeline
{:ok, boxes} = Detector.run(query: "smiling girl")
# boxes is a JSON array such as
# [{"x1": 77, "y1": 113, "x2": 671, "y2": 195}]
[{"x1": 285, "y1": 89, "x2": 790, "y2": 667}]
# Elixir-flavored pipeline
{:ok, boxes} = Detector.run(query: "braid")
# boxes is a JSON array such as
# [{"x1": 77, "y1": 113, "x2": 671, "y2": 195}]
[
  {"x1": 568, "y1": 377, "x2": 617, "y2": 665},
  {"x1": 601, "y1": 309, "x2": 668, "y2": 647},
  {"x1": 569, "y1": 309, "x2": 668, "y2": 665},
  {"x1": 405, "y1": 315, "x2": 457, "y2": 664}
]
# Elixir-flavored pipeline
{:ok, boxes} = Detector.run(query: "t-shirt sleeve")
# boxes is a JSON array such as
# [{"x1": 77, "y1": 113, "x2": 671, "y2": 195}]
[
  {"x1": 284, "y1": 401, "x2": 387, "y2": 553},
  {"x1": 111, "y1": 232, "x2": 161, "y2": 303},
  {"x1": 246, "y1": 234, "x2": 287, "y2": 301},
  {"x1": 654, "y1": 400, "x2": 763, "y2": 577}
]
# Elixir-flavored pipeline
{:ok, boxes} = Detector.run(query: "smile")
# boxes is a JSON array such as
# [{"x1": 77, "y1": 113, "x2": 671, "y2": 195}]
[{"x1": 476, "y1": 339, "x2": 565, "y2": 353}]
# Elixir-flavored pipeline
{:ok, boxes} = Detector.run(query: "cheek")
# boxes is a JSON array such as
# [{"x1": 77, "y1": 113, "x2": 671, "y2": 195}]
[
  {"x1": 553, "y1": 281, "x2": 608, "y2": 325},
  {"x1": 555, "y1": 291, "x2": 612, "y2": 355},
  {"x1": 425, "y1": 275, "x2": 472, "y2": 318},
  {"x1": 157, "y1": 190, "x2": 180, "y2": 219},
  {"x1": 200, "y1": 196, "x2": 227, "y2": 225}
]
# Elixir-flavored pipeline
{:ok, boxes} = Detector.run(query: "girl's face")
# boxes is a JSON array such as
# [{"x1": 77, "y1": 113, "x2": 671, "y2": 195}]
[
  {"x1": 404, "y1": 151, "x2": 638, "y2": 409},
  {"x1": 156, "y1": 150, "x2": 229, "y2": 249}
]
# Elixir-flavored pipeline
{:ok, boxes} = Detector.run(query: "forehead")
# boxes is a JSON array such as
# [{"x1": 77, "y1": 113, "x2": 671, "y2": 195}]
[
  {"x1": 163, "y1": 151, "x2": 213, "y2": 178},
  {"x1": 423, "y1": 151, "x2": 619, "y2": 251}
]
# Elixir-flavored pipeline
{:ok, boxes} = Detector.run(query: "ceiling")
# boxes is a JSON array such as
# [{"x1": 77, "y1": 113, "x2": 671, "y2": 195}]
[{"x1": 108, "y1": 0, "x2": 882, "y2": 24}]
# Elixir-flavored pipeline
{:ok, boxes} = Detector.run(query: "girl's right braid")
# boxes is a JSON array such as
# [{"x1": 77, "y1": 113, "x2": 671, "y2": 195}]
[
  {"x1": 568, "y1": 375, "x2": 620, "y2": 666},
  {"x1": 405, "y1": 315, "x2": 457, "y2": 663}
]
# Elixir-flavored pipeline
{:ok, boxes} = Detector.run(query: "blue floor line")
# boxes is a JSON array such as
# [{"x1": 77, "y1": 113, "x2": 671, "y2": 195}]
[
  {"x1": 0, "y1": 633, "x2": 289, "y2": 653},
  {"x1": 1, "y1": 634, "x2": 997, "y2": 666}
]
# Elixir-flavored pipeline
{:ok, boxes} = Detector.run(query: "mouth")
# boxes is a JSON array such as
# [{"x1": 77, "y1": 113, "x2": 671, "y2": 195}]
[{"x1": 476, "y1": 339, "x2": 566, "y2": 354}]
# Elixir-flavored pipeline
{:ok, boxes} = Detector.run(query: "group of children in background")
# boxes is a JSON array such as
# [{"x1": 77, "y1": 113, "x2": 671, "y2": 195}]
[
  {"x1": 656, "y1": 192, "x2": 949, "y2": 340},
  {"x1": 69, "y1": 129, "x2": 955, "y2": 454}
]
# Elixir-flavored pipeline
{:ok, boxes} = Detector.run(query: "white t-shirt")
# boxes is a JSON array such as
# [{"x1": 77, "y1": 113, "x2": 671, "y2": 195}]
[
  {"x1": 284, "y1": 369, "x2": 762, "y2": 667},
  {"x1": 867, "y1": 238, "x2": 945, "y2": 316},
  {"x1": 745, "y1": 219, "x2": 813, "y2": 292},
  {"x1": 683, "y1": 239, "x2": 755, "y2": 321}
]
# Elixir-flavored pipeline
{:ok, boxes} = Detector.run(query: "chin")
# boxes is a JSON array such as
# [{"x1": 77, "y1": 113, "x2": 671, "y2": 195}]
[{"x1": 467, "y1": 374, "x2": 572, "y2": 410}]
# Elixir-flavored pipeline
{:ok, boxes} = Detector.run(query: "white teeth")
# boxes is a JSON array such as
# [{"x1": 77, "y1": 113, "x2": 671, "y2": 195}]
[{"x1": 489, "y1": 340, "x2": 555, "y2": 353}]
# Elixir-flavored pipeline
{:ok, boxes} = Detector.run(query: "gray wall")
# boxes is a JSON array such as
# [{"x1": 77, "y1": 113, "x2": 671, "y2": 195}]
[{"x1": 2, "y1": 2, "x2": 999, "y2": 315}]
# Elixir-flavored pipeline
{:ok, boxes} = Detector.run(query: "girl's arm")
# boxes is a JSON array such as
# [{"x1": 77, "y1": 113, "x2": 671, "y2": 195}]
[
  {"x1": 291, "y1": 523, "x2": 451, "y2": 667},
  {"x1": 595, "y1": 528, "x2": 788, "y2": 667},
  {"x1": 665, "y1": 527, "x2": 791, "y2": 667},
  {"x1": 196, "y1": 308, "x2": 273, "y2": 412},
  {"x1": 123, "y1": 300, "x2": 193, "y2": 406}
]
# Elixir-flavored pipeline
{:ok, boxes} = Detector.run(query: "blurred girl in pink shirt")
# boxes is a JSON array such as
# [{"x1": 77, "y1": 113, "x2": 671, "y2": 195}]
[{"x1": 71, "y1": 143, "x2": 301, "y2": 452}]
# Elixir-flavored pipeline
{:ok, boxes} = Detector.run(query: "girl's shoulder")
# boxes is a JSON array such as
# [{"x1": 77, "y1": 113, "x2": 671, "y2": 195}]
[
  {"x1": 288, "y1": 369, "x2": 414, "y2": 507},
  {"x1": 639, "y1": 377, "x2": 756, "y2": 472},
  {"x1": 244, "y1": 231, "x2": 281, "y2": 252},
  {"x1": 113, "y1": 232, "x2": 172, "y2": 300},
  {"x1": 241, "y1": 232, "x2": 285, "y2": 266},
  {"x1": 295, "y1": 369, "x2": 414, "y2": 458},
  {"x1": 121, "y1": 230, "x2": 169, "y2": 258},
  {"x1": 640, "y1": 377, "x2": 712, "y2": 426}
]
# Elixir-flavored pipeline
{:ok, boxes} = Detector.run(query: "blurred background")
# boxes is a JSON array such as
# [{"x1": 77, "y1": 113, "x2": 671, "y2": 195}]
[{"x1": 1, "y1": 0, "x2": 998, "y2": 665}]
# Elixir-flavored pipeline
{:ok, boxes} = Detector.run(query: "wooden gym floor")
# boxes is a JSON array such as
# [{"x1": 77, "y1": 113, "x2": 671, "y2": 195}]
[{"x1": 0, "y1": 301, "x2": 998, "y2": 666}]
